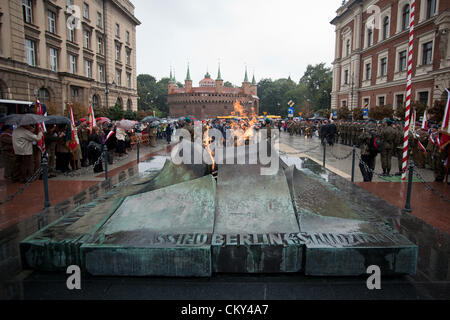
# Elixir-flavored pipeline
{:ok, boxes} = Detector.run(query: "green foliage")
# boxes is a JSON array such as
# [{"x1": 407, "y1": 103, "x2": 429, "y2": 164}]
[
  {"x1": 224, "y1": 81, "x2": 234, "y2": 88},
  {"x1": 108, "y1": 103, "x2": 125, "y2": 120},
  {"x1": 258, "y1": 63, "x2": 332, "y2": 117},
  {"x1": 352, "y1": 107, "x2": 364, "y2": 120},
  {"x1": 137, "y1": 74, "x2": 169, "y2": 116},
  {"x1": 337, "y1": 106, "x2": 350, "y2": 120},
  {"x1": 411, "y1": 101, "x2": 427, "y2": 122},
  {"x1": 124, "y1": 109, "x2": 137, "y2": 120},
  {"x1": 316, "y1": 108, "x2": 331, "y2": 119},
  {"x1": 428, "y1": 99, "x2": 446, "y2": 123},
  {"x1": 368, "y1": 105, "x2": 394, "y2": 120}
]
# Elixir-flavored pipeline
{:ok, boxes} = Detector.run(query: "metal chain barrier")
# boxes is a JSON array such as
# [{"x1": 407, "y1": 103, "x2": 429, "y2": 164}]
[
  {"x1": 329, "y1": 146, "x2": 354, "y2": 160},
  {"x1": 0, "y1": 166, "x2": 43, "y2": 205},
  {"x1": 355, "y1": 153, "x2": 391, "y2": 180},
  {"x1": 279, "y1": 142, "x2": 322, "y2": 156},
  {"x1": 62, "y1": 152, "x2": 105, "y2": 177},
  {"x1": 413, "y1": 168, "x2": 450, "y2": 203}
]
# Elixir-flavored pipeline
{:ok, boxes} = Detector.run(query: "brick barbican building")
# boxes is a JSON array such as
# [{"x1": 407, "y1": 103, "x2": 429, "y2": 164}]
[
  {"x1": 330, "y1": 0, "x2": 450, "y2": 115},
  {"x1": 0, "y1": 0, "x2": 140, "y2": 113},
  {"x1": 168, "y1": 66, "x2": 259, "y2": 120}
]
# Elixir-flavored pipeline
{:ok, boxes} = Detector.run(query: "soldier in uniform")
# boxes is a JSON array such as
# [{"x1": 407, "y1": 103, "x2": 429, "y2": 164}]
[
  {"x1": 358, "y1": 125, "x2": 375, "y2": 182},
  {"x1": 433, "y1": 133, "x2": 447, "y2": 182},
  {"x1": 380, "y1": 119, "x2": 396, "y2": 176},
  {"x1": 414, "y1": 128, "x2": 428, "y2": 168},
  {"x1": 149, "y1": 122, "x2": 158, "y2": 147},
  {"x1": 185, "y1": 117, "x2": 195, "y2": 142},
  {"x1": 393, "y1": 122, "x2": 404, "y2": 176}
]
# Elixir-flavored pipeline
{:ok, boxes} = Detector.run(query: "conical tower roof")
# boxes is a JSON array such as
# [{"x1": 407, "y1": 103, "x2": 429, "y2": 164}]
[
  {"x1": 217, "y1": 63, "x2": 222, "y2": 81},
  {"x1": 244, "y1": 67, "x2": 249, "y2": 83},
  {"x1": 185, "y1": 64, "x2": 191, "y2": 81}
]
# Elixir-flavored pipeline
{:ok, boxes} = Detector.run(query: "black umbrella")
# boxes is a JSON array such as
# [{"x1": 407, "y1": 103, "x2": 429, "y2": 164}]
[
  {"x1": 0, "y1": 113, "x2": 46, "y2": 126},
  {"x1": 44, "y1": 115, "x2": 71, "y2": 125},
  {"x1": 141, "y1": 116, "x2": 161, "y2": 123}
]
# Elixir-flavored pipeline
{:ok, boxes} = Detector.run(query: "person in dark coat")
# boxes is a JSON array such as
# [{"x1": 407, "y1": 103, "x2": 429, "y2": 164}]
[
  {"x1": 88, "y1": 127, "x2": 103, "y2": 173},
  {"x1": 166, "y1": 123, "x2": 173, "y2": 144}
]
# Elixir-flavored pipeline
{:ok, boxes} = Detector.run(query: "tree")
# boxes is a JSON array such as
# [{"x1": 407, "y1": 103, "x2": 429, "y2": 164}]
[
  {"x1": 137, "y1": 74, "x2": 170, "y2": 117},
  {"x1": 428, "y1": 99, "x2": 446, "y2": 123},
  {"x1": 224, "y1": 81, "x2": 234, "y2": 88},
  {"x1": 65, "y1": 101, "x2": 88, "y2": 120},
  {"x1": 352, "y1": 107, "x2": 364, "y2": 120},
  {"x1": 299, "y1": 63, "x2": 332, "y2": 111},
  {"x1": 124, "y1": 109, "x2": 137, "y2": 120},
  {"x1": 338, "y1": 106, "x2": 350, "y2": 120},
  {"x1": 368, "y1": 105, "x2": 394, "y2": 120},
  {"x1": 45, "y1": 100, "x2": 61, "y2": 116},
  {"x1": 108, "y1": 103, "x2": 124, "y2": 120}
]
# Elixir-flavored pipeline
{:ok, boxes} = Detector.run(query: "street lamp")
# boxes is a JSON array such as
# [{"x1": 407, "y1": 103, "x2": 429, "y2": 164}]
[{"x1": 277, "y1": 103, "x2": 280, "y2": 115}]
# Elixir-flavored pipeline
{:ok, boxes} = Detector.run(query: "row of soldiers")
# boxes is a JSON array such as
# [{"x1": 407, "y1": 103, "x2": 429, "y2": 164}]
[
  {"x1": 286, "y1": 120, "x2": 315, "y2": 137},
  {"x1": 335, "y1": 119, "x2": 447, "y2": 182}
]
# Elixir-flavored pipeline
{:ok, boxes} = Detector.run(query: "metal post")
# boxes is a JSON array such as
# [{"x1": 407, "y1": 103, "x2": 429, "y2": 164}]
[
  {"x1": 323, "y1": 143, "x2": 326, "y2": 168},
  {"x1": 103, "y1": 145, "x2": 108, "y2": 180},
  {"x1": 351, "y1": 145, "x2": 356, "y2": 183},
  {"x1": 42, "y1": 157, "x2": 51, "y2": 208},
  {"x1": 137, "y1": 140, "x2": 140, "y2": 165},
  {"x1": 404, "y1": 160, "x2": 414, "y2": 212}
]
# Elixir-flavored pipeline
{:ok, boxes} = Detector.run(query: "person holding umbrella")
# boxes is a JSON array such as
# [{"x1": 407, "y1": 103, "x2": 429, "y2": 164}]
[
  {"x1": 0, "y1": 125, "x2": 16, "y2": 180},
  {"x1": 12, "y1": 124, "x2": 44, "y2": 183}
]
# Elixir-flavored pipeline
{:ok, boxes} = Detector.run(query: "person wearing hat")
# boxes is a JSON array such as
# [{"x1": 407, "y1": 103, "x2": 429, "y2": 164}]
[
  {"x1": 393, "y1": 121, "x2": 404, "y2": 176},
  {"x1": 380, "y1": 118, "x2": 396, "y2": 176},
  {"x1": 184, "y1": 117, "x2": 194, "y2": 142},
  {"x1": 265, "y1": 118, "x2": 272, "y2": 141},
  {"x1": 148, "y1": 122, "x2": 158, "y2": 147}
]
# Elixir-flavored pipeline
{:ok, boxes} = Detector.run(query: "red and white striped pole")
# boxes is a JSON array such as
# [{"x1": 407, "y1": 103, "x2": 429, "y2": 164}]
[{"x1": 402, "y1": 0, "x2": 415, "y2": 181}]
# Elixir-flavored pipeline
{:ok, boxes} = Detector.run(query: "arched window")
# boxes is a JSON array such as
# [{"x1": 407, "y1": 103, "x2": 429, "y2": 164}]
[
  {"x1": 402, "y1": 4, "x2": 410, "y2": 31},
  {"x1": 127, "y1": 99, "x2": 132, "y2": 111},
  {"x1": 38, "y1": 88, "x2": 50, "y2": 104},
  {"x1": 383, "y1": 17, "x2": 389, "y2": 40},
  {"x1": 116, "y1": 97, "x2": 123, "y2": 107},
  {"x1": 0, "y1": 80, "x2": 7, "y2": 99},
  {"x1": 367, "y1": 28, "x2": 373, "y2": 47},
  {"x1": 346, "y1": 39, "x2": 350, "y2": 56},
  {"x1": 92, "y1": 94, "x2": 100, "y2": 108}
]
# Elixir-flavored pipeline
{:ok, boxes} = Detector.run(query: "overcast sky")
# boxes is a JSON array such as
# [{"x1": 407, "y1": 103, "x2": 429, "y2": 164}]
[{"x1": 134, "y1": 0, "x2": 341, "y2": 86}]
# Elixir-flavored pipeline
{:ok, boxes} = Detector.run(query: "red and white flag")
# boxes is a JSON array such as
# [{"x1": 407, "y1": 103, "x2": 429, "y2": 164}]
[
  {"x1": 421, "y1": 109, "x2": 427, "y2": 130},
  {"x1": 68, "y1": 104, "x2": 80, "y2": 152},
  {"x1": 440, "y1": 89, "x2": 450, "y2": 150},
  {"x1": 35, "y1": 100, "x2": 46, "y2": 153},
  {"x1": 88, "y1": 104, "x2": 96, "y2": 134},
  {"x1": 105, "y1": 130, "x2": 114, "y2": 142},
  {"x1": 418, "y1": 140, "x2": 426, "y2": 154}
]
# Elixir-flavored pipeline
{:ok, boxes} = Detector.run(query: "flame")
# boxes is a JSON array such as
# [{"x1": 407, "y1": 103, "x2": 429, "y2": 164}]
[
  {"x1": 203, "y1": 125, "x2": 215, "y2": 171},
  {"x1": 229, "y1": 100, "x2": 258, "y2": 146}
]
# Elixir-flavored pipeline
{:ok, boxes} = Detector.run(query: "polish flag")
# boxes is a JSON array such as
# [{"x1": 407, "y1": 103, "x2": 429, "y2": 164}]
[
  {"x1": 88, "y1": 104, "x2": 96, "y2": 134},
  {"x1": 68, "y1": 104, "x2": 80, "y2": 151},
  {"x1": 439, "y1": 89, "x2": 450, "y2": 150},
  {"x1": 418, "y1": 140, "x2": 426, "y2": 154},
  {"x1": 421, "y1": 109, "x2": 427, "y2": 130},
  {"x1": 35, "y1": 100, "x2": 46, "y2": 153}
]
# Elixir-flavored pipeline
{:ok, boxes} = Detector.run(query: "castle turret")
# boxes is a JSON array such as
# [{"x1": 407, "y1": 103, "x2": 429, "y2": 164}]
[
  {"x1": 168, "y1": 67, "x2": 176, "y2": 94},
  {"x1": 242, "y1": 66, "x2": 251, "y2": 95},
  {"x1": 250, "y1": 73, "x2": 257, "y2": 96},
  {"x1": 185, "y1": 64, "x2": 192, "y2": 92},
  {"x1": 215, "y1": 64, "x2": 223, "y2": 93}
]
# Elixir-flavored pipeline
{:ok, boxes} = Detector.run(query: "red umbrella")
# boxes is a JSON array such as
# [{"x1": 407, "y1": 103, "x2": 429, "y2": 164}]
[{"x1": 80, "y1": 118, "x2": 87, "y2": 122}]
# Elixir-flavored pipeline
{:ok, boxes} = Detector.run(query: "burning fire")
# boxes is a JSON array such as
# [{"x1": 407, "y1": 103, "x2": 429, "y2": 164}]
[
  {"x1": 203, "y1": 125, "x2": 215, "y2": 171},
  {"x1": 230, "y1": 100, "x2": 258, "y2": 146}
]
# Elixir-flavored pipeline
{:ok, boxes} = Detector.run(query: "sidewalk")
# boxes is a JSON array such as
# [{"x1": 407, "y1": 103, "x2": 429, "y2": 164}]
[
  {"x1": 279, "y1": 131, "x2": 450, "y2": 235},
  {"x1": 0, "y1": 140, "x2": 173, "y2": 231}
]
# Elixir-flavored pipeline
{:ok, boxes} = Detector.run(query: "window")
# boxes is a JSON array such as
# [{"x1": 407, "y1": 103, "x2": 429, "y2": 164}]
[
  {"x1": 399, "y1": 50, "x2": 407, "y2": 71},
  {"x1": 419, "y1": 91, "x2": 429, "y2": 106},
  {"x1": 115, "y1": 24, "x2": 120, "y2": 37},
  {"x1": 367, "y1": 28, "x2": 373, "y2": 47},
  {"x1": 363, "y1": 98, "x2": 369, "y2": 108},
  {"x1": 48, "y1": 11, "x2": 56, "y2": 34},
  {"x1": 98, "y1": 64, "x2": 104, "y2": 82},
  {"x1": 342, "y1": 101, "x2": 347, "y2": 108},
  {"x1": 366, "y1": 63, "x2": 371, "y2": 80},
  {"x1": 69, "y1": 54, "x2": 77, "y2": 74},
  {"x1": 126, "y1": 31, "x2": 130, "y2": 44},
  {"x1": 380, "y1": 57, "x2": 387, "y2": 76},
  {"x1": 98, "y1": 37, "x2": 103, "y2": 54},
  {"x1": 85, "y1": 60, "x2": 92, "y2": 78},
  {"x1": 68, "y1": 28, "x2": 75, "y2": 42},
  {"x1": 71, "y1": 87, "x2": 79, "y2": 99},
  {"x1": 402, "y1": 4, "x2": 410, "y2": 31},
  {"x1": 346, "y1": 39, "x2": 350, "y2": 56},
  {"x1": 344, "y1": 70, "x2": 349, "y2": 85},
  {"x1": 49, "y1": 47, "x2": 58, "y2": 71},
  {"x1": 422, "y1": 41, "x2": 433, "y2": 65},
  {"x1": 38, "y1": 88, "x2": 50, "y2": 104},
  {"x1": 127, "y1": 73, "x2": 131, "y2": 88},
  {"x1": 83, "y1": 3, "x2": 89, "y2": 19},
  {"x1": 383, "y1": 17, "x2": 389, "y2": 40},
  {"x1": 426, "y1": 0, "x2": 436, "y2": 19},
  {"x1": 116, "y1": 44, "x2": 121, "y2": 60},
  {"x1": 97, "y1": 12, "x2": 102, "y2": 27},
  {"x1": 127, "y1": 99, "x2": 132, "y2": 111},
  {"x1": 84, "y1": 30, "x2": 91, "y2": 49},
  {"x1": 396, "y1": 94, "x2": 404, "y2": 109},
  {"x1": 126, "y1": 50, "x2": 131, "y2": 65},
  {"x1": 378, "y1": 96, "x2": 385, "y2": 106},
  {"x1": 92, "y1": 95, "x2": 99, "y2": 108},
  {"x1": 25, "y1": 39, "x2": 36, "y2": 66},
  {"x1": 116, "y1": 69, "x2": 121, "y2": 86},
  {"x1": 22, "y1": 0, "x2": 33, "y2": 23}
]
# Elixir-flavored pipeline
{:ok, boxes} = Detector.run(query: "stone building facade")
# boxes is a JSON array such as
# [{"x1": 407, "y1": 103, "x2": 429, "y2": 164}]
[
  {"x1": 330, "y1": 0, "x2": 450, "y2": 113},
  {"x1": 168, "y1": 66, "x2": 259, "y2": 120},
  {"x1": 0, "y1": 0, "x2": 140, "y2": 114}
]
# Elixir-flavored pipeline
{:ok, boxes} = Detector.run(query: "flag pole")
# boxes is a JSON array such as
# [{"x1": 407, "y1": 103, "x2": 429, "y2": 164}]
[{"x1": 402, "y1": 0, "x2": 416, "y2": 181}]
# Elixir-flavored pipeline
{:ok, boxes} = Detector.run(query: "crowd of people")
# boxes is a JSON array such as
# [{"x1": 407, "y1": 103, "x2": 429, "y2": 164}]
[
  {"x1": 0, "y1": 119, "x2": 185, "y2": 183},
  {"x1": 281, "y1": 118, "x2": 449, "y2": 183}
]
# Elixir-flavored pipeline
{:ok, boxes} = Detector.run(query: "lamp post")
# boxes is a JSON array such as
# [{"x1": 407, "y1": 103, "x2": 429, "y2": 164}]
[
  {"x1": 351, "y1": 73, "x2": 355, "y2": 121},
  {"x1": 277, "y1": 103, "x2": 280, "y2": 116}
]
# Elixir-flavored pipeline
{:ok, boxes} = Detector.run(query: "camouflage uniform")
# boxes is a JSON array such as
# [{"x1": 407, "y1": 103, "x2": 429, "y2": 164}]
[
  {"x1": 394, "y1": 125, "x2": 404, "y2": 175},
  {"x1": 380, "y1": 123, "x2": 396, "y2": 175},
  {"x1": 432, "y1": 139, "x2": 447, "y2": 182}
]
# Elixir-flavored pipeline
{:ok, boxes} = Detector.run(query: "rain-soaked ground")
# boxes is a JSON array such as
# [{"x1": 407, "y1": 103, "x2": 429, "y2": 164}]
[{"x1": 1, "y1": 152, "x2": 449, "y2": 300}]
